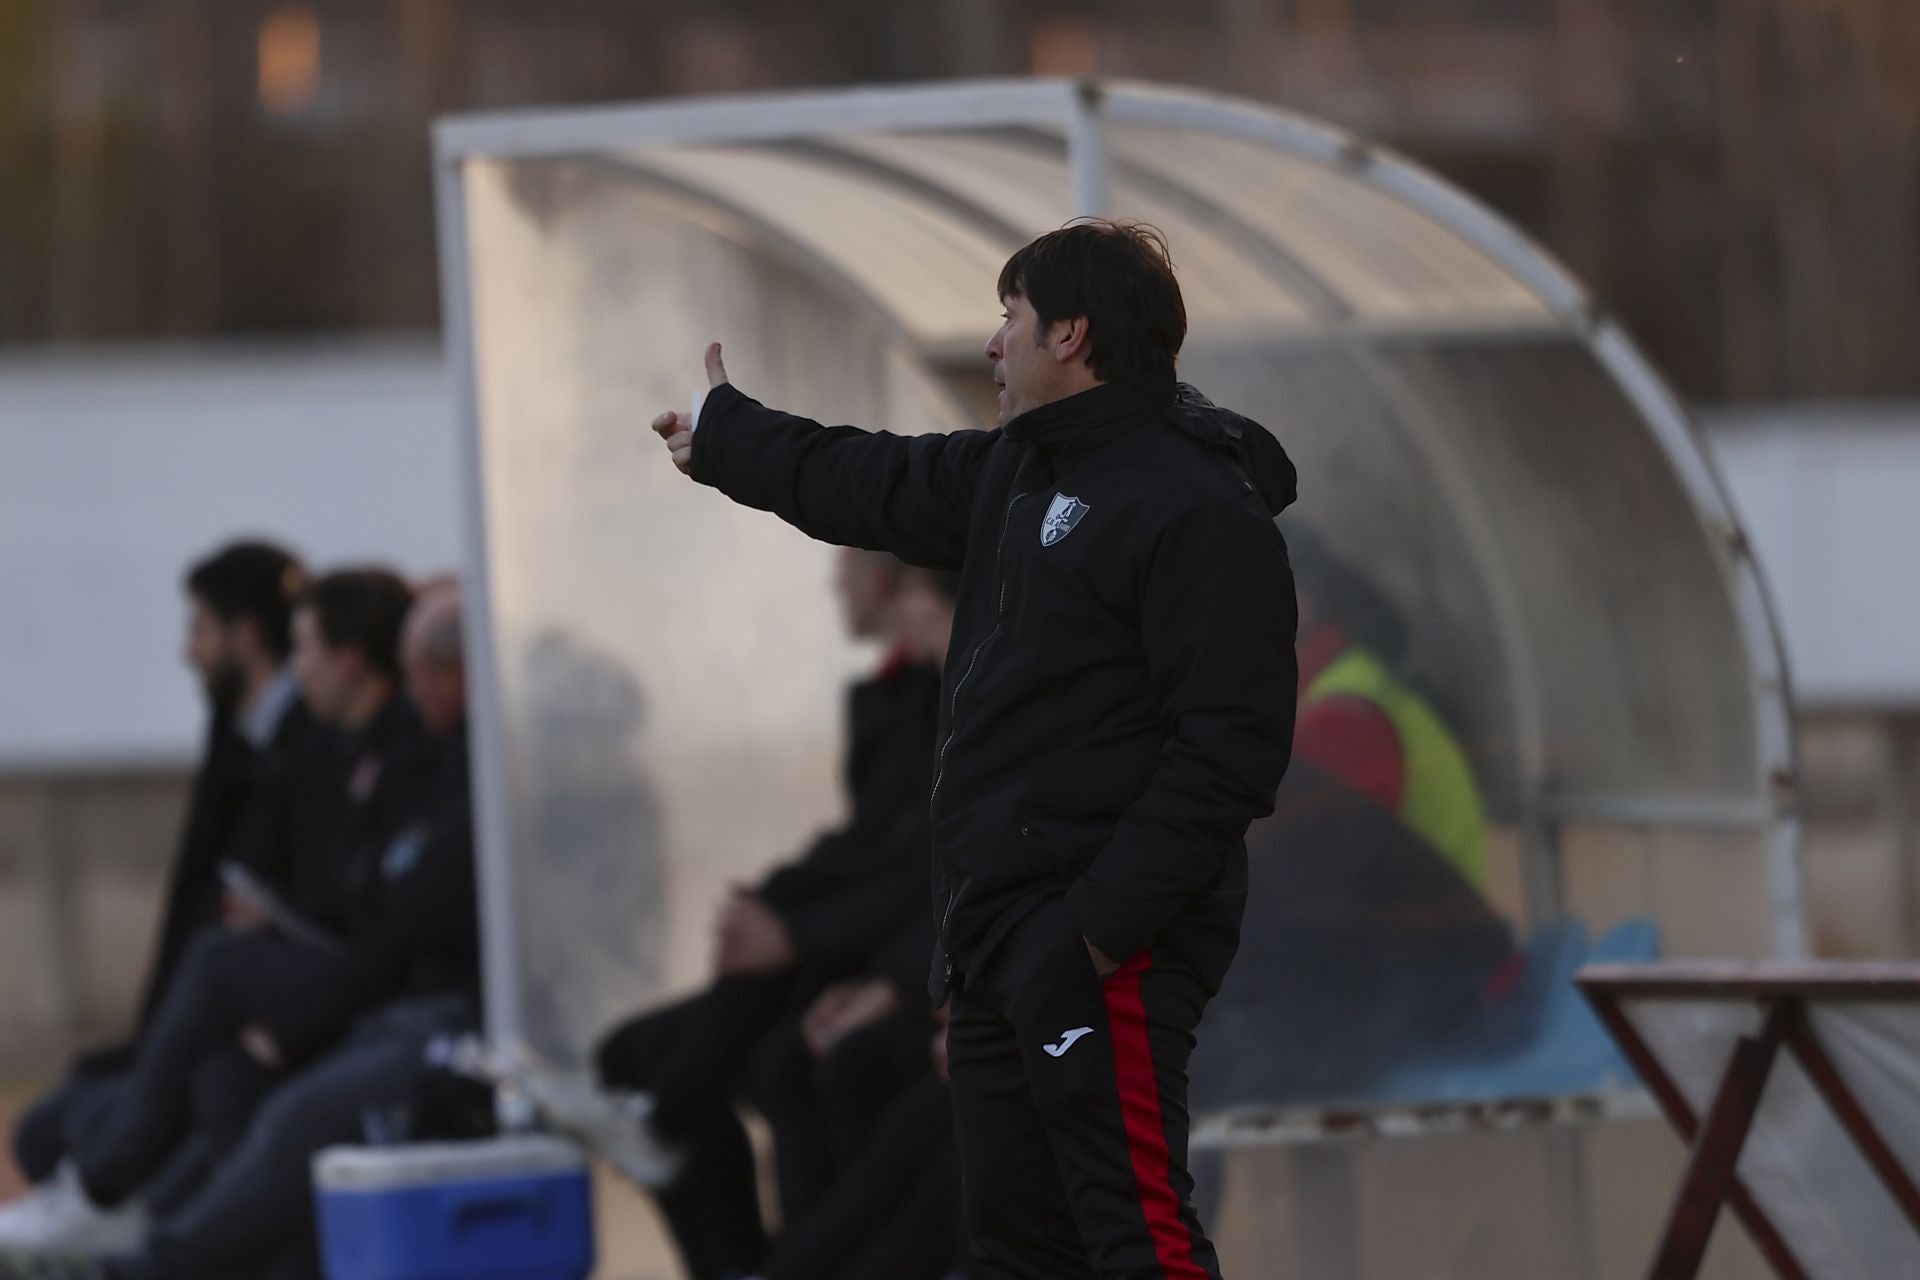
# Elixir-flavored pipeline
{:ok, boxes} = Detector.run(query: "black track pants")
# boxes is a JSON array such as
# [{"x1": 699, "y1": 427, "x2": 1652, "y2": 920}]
[{"x1": 948, "y1": 898, "x2": 1225, "y2": 1279}]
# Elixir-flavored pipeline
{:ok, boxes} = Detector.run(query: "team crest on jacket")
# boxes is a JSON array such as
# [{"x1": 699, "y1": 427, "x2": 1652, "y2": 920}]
[{"x1": 1040, "y1": 493, "x2": 1090, "y2": 547}]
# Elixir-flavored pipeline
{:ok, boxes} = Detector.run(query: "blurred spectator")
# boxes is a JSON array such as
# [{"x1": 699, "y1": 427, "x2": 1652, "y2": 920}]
[
  {"x1": 90, "y1": 579, "x2": 481, "y2": 1280},
  {"x1": 539, "y1": 549, "x2": 943, "y2": 1280},
  {"x1": 745, "y1": 563, "x2": 960, "y2": 1227},
  {"x1": 0, "y1": 540, "x2": 317, "y2": 1250},
  {"x1": 0, "y1": 569, "x2": 421, "y2": 1259},
  {"x1": 1289, "y1": 528, "x2": 1487, "y2": 889},
  {"x1": 1192, "y1": 528, "x2": 1513, "y2": 1107}
]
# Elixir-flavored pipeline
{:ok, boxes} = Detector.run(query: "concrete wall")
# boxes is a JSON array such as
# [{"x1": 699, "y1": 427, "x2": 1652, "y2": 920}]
[{"x1": 0, "y1": 771, "x2": 189, "y2": 1070}]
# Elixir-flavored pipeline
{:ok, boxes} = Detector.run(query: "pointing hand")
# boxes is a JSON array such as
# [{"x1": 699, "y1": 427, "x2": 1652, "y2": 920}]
[{"x1": 651, "y1": 342, "x2": 730, "y2": 476}]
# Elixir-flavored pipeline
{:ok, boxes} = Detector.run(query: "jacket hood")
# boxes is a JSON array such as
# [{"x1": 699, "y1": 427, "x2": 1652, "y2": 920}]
[{"x1": 1168, "y1": 383, "x2": 1297, "y2": 516}]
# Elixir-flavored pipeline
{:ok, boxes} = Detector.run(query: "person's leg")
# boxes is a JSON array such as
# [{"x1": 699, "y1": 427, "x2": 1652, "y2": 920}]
[
  {"x1": 66, "y1": 932, "x2": 256, "y2": 1207},
  {"x1": 649, "y1": 1120, "x2": 768, "y2": 1280},
  {"x1": 948, "y1": 989, "x2": 1096, "y2": 1280},
  {"x1": 186, "y1": 1047, "x2": 279, "y2": 1162},
  {"x1": 831, "y1": 1149, "x2": 962, "y2": 1280},
  {"x1": 136, "y1": 1045, "x2": 280, "y2": 1219},
  {"x1": 9, "y1": 1073, "x2": 116, "y2": 1187},
  {"x1": 597, "y1": 973, "x2": 795, "y2": 1143},
  {"x1": 0, "y1": 1076, "x2": 135, "y2": 1253},
  {"x1": 1032, "y1": 954, "x2": 1223, "y2": 1280},
  {"x1": 761, "y1": 1074, "x2": 954, "y2": 1280},
  {"x1": 137, "y1": 999, "x2": 469, "y2": 1280},
  {"x1": 812, "y1": 1009, "x2": 935, "y2": 1167},
  {"x1": 745, "y1": 1010, "x2": 834, "y2": 1225},
  {"x1": 74, "y1": 929, "x2": 349, "y2": 1209},
  {"x1": 595, "y1": 983, "x2": 790, "y2": 1280}
]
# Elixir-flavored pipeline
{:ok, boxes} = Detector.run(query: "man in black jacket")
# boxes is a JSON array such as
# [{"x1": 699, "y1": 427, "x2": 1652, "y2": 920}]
[
  {"x1": 652, "y1": 220, "x2": 1298, "y2": 1278},
  {"x1": 1, "y1": 540, "x2": 319, "y2": 1252}
]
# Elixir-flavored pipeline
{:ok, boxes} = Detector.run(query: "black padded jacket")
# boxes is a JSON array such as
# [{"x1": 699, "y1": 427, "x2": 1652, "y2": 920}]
[{"x1": 694, "y1": 370, "x2": 1298, "y2": 1001}]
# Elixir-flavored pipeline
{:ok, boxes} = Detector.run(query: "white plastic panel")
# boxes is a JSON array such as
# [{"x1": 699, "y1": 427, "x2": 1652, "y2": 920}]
[
  {"x1": 1108, "y1": 125, "x2": 1549, "y2": 323},
  {"x1": 459, "y1": 155, "x2": 971, "y2": 1066}
]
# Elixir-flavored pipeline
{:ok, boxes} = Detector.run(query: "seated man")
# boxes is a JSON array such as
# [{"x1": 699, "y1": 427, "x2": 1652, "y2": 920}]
[
  {"x1": 0, "y1": 540, "x2": 322, "y2": 1253},
  {"x1": 1190, "y1": 528, "x2": 1514, "y2": 1108},
  {"x1": 73, "y1": 580, "x2": 482, "y2": 1280},
  {"x1": 548, "y1": 550, "x2": 947, "y2": 1280},
  {"x1": 750, "y1": 1010, "x2": 962, "y2": 1280},
  {"x1": 0, "y1": 569, "x2": 423, "y2": 1260},
  {"x1": 745, "y1": 562, "x2": 960, "y2": 1226}
]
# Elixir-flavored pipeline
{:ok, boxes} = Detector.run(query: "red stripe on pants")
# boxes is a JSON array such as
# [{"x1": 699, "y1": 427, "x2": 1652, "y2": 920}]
[{"x1": 1103, "y1": 953, "x2": 1207, "y2": 1278}]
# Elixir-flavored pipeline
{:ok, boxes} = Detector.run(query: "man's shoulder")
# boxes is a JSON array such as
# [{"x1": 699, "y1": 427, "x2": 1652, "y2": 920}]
[{"x1": 1090, "y1": 424, "x2": 1269, "y2": 522}]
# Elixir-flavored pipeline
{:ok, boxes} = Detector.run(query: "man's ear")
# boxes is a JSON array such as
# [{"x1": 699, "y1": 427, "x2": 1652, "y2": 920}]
[{"x1": 1049, "y1": 315, "x2": 1092, "y2": 366}]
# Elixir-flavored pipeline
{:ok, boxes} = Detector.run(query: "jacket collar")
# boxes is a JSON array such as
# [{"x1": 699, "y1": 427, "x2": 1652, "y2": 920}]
[{"x1": 1001, "y1": 370, "x2": 1178, "y2": 457}]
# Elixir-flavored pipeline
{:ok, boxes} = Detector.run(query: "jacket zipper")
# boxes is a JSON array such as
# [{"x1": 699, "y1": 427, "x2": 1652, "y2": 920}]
[{"x1": 930, "y1": 488, "x2": 1030, "y2": 978}]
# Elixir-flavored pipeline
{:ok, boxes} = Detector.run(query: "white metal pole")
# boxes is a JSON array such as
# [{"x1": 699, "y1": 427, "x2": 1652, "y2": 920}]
[
  {"x1": 431, "y1": 144, "x2": 534, "y2": 1084},
  {"x1": 1067, "y1": 78, "x2": 1110, "y2": 218}
]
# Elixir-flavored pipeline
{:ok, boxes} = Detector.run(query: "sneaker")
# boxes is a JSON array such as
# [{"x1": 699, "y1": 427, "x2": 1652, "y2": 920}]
[
  {"x1": 521, "y1": 1075, "x2": 685, "y2": 1189},
  {"x1": 0, "y1": 1166, "x2": 144, "y2": 1258},
  {"x1": 0, "y1": 1187, "x2": 57, "y2": 1244}
]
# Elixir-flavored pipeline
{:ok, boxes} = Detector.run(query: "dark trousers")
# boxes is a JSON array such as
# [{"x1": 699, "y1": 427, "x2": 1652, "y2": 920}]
[
  {"x1": 762, "y1": 1073, "x2": 960, "y2": 1280},
  {"x1": 595, "y1": 973, "x2": 798, "y2": 1280},
  {"x1": 748, "y1": 1002, "x2": 937, "y2": 1232},
  {"x1": 11, "y1": 1066, "x2": 120, "y2": 1185},
  {"x1": 71, "y1": 929, "x2": 340, "y2": 1207},
  {"x1": 10, "y1": 1066, "x2": 229, "y2": 1218},
  {"x1": 745, "y1": 1008, "x2": 836, "y2": 1226},
  {"x1": 949, "y1": 899, "x2": 1224, "y2": 1280},
  {"x1": 133, "y1": 994, "x2": 475, "y2": 1280}
]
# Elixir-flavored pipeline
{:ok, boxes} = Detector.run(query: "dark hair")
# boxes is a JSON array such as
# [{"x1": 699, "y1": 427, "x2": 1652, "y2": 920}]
[
  {"x1": 996, "y1": 219, "x2": 1187, "y2": 383},
  {"x1": 1284, "y1": 526, "x2": 1409, "y2": 668},
  {"x1": 299, "y1": 568, "x2": 415, "y2": 682},
  {"x1": 185, "y1": 540, "x2": 306, "y2": 661}
]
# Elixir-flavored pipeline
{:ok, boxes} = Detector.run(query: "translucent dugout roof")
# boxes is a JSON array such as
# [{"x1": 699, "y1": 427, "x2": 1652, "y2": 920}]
[{"x1": 432, "y1": 80, "x2": 1801, "y2": 1085}]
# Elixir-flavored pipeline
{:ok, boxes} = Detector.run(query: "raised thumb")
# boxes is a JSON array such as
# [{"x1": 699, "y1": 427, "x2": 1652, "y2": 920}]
[{"x1": 705, "y1": 342, "x2": 729, "y2": 389}]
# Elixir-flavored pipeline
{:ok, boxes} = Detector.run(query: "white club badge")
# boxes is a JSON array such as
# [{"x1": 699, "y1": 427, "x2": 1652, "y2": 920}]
[{"x1": 1040, "y1": 493, "x2": 1090, "y2": 547}]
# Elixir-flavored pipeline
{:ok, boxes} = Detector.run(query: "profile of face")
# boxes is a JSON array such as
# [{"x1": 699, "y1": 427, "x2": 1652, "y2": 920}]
[
  {"x1": 833, "y1": 548, "x2": 898, "y2": 642},
  {"x1": 401, "y1": 591, "x2": 466, "y2": 735},
  {"x1": 986, "y1": 292, "x2": 1047, "y2": 428},
  {"x1": 889, "y1": 581, "x2": 955, "y2": 668},
  {"x1": 183, "y1": 595, "x2": 246, "y2": 710},
  {"x1": 405, "y1": 649, "x2": 465, "y2": 735},
  {"x1": 290, "y1": 605, "x2": 358, "y2": 726}
]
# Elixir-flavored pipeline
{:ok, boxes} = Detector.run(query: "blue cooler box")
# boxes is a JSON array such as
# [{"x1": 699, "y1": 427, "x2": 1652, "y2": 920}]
[{"x1": 314, "y1": 1135, "x2": 594, "y2": 1280}]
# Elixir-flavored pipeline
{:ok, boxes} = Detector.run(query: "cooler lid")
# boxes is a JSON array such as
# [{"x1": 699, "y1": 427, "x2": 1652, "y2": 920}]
[{"x1": 314, "y1": 1136, "x2": 587, "y2": 1191}]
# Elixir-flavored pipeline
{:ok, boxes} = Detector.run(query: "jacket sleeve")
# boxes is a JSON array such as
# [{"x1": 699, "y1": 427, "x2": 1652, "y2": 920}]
[
  {"x1": 755, "y1": 830, "x2": 853, "y2": 910},
  {"x1": 774, "y1": 836, "x2": 929, "y2": 973},
  {"x1": 691, "y1": 382, "x2": 992, "y2": 569},
  {"x1": 1065, "y1": 506, "x2": 1298, "y2": 962}
]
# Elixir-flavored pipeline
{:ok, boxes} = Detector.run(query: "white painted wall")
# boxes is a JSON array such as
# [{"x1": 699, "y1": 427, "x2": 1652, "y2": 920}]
[
  {"x1": 1704, "y1": 403, "x2": 1920, "y2": 712},
  {"x1": 0, "y1": 339, "x2": 461, "y2": 769},
  {"x1": 1, "y1": 339, "x2": 1912, "y2": 768}
]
